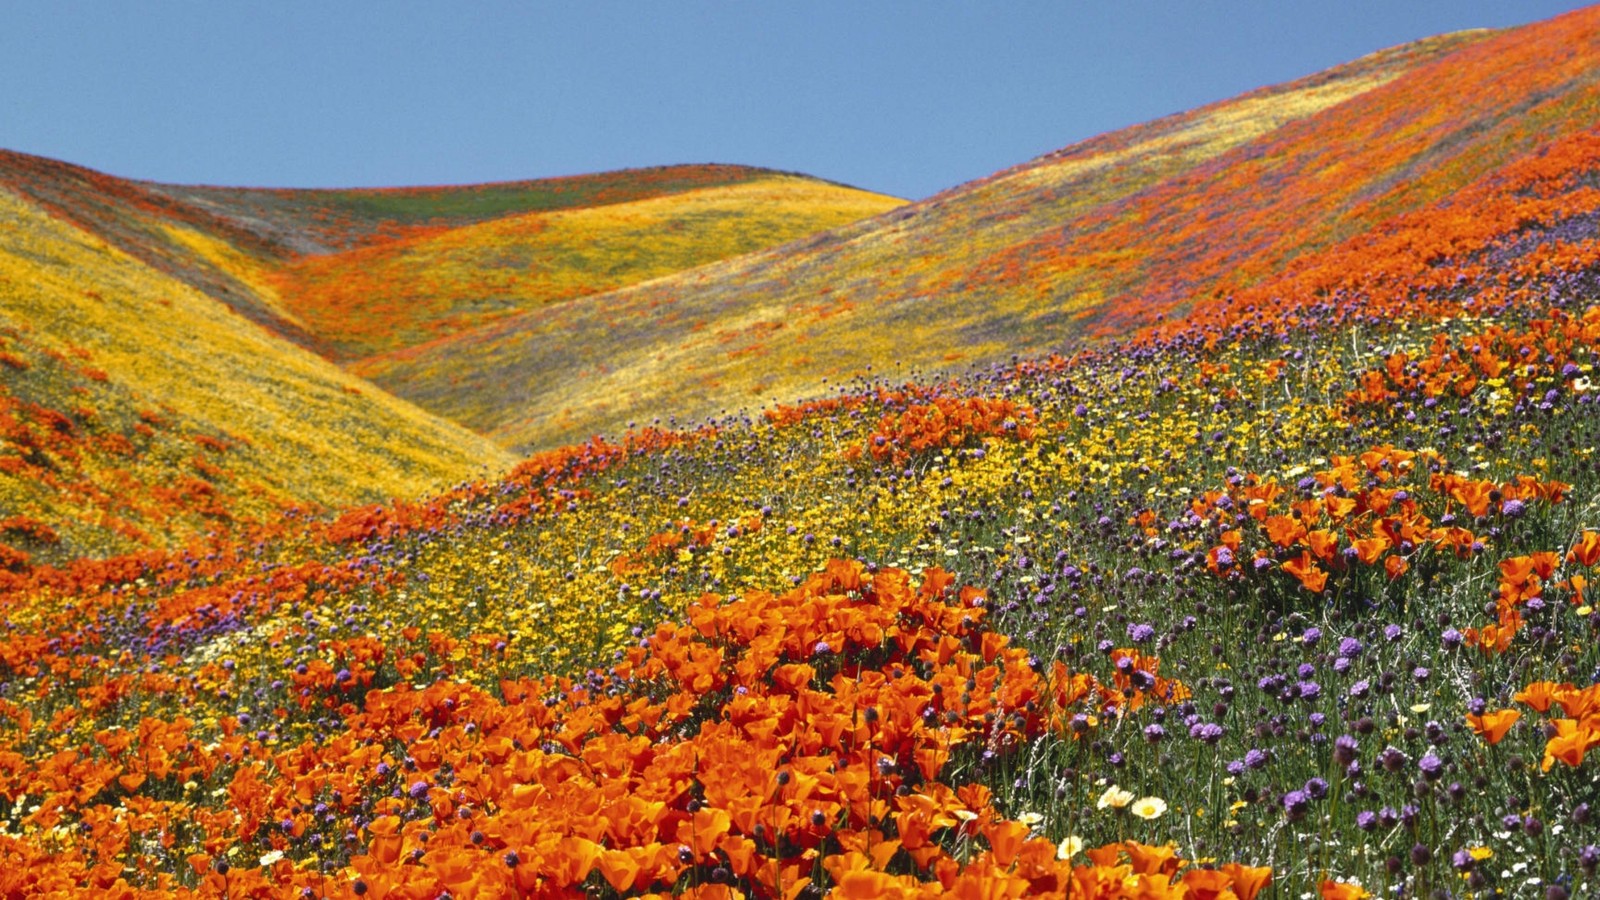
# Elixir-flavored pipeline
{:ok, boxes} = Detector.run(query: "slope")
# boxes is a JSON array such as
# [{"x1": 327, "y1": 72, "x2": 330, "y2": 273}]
[
  {"x1": 0, "y1": 186, "x2": 515, "y2": 563},
  {"x1": 360, "y1": 12, "x2": 1600, "y2": 452}
]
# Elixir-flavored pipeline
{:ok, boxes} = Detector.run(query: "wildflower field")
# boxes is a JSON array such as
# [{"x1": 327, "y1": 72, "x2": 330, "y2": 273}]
[{"x1": 5, "y1": 6, "x2": 1600, "y2": 900}]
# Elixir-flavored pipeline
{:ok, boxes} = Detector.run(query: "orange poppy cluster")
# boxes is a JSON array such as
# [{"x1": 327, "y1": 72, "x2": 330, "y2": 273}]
[
  {"x1": 857, "y1": 397, "x2": 1038, "y2": 466},
  {"x1": 1344, "y1": 304, "x2": 1600, "y2": 410},
  {"x1": 1511, "y1": 676, "x2": 1600, "y2": 773},
  {"x1": 1465, "y1": 532, "x2": 1600, "y2": 769},
  {"x1": 1459, "y1": 551, "x2": 1562, "y2": 657},
  {"x1": 1182, "y1": 444, "x2": 1566, "y2": 598},
  {"x1": 0, "y1": 560, "x2": 1285, "y2": 897}
]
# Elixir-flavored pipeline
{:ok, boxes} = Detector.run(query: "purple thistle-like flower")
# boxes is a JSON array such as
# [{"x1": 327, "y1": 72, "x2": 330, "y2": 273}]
[
  {"x1": 1441, "y1": 628, "x2": 1463, "y2": 649},
  {"x1": 1334, "y1": 734, "x2": 1359, "y2": 765},
  {"x1": 1190, "y1": 722, "x2": 1225, "y2": 744},
  {"x1": 1418, "y1": 752, "x2": 1444, "y2": 782},
  {"x1": 1297, "y1": 681, "x2": 1321, "y2": 701},
  {"x1": 1355, "y1": 810, "x2": 1378, "y2": 831},
  {"x1": 1338, "y1": 636, "x2": 1363, "y2": 658},
  {"x1": 1143, "y1": 724, "x2": 1165, "y2": 743},
  {"x1": 1127, "y1": 622, "x2": 1155, "y2": 643},
  {"x1": 1305, "y1": 777, "x2": 1329, "y2": 800},
  {"x1": 1581, "y1": 844, "x2": 1600, "y2": 874},
  {"x1": 1282, "y1": 790, "x2": 1311, "y2": 822},
  {"x1": 1501, "y1": 498, "x2": 1527, "y2": 518},
  {"x1": 1349, "y1": 679, "x2": 1370, "y2": 699},
  {"x1": 1384, "y1": 624, "x2": 1404, "y2": 642},
  {"x1": 1379, "y1": 746, "x2": 1408, "y2": 773},
  {"x1": 1244, "y1": 748, "x2": 1269, "y2": 770},
  {"x1": 1302, "y1": 627, "x2": 1322, "y2": 646},
  {"x1": 1215, "y1": 546, "x2": 1235, "y2": 568}
]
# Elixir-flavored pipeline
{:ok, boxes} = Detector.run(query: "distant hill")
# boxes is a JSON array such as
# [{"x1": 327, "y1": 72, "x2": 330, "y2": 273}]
[
  {"x1": 262, "y1": 174, "x2": 903, "y2": 360},
  {"x1": 0, "y1": 157, "x2": 900, "y2": 557}
]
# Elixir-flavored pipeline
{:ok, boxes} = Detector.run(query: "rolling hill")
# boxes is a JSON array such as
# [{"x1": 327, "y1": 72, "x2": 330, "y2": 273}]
[
  {"x1": 0, "y1": 159, "x2": 900, "y2": 558},
  {"x1": 360, "y1": 11, "x2": 1600, "y2": 452},
  {"x1": 265, "y1": 174, "x2": 904, "y2": 360}
]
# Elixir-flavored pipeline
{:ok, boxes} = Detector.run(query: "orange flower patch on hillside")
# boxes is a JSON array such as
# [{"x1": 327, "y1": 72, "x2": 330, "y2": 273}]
[
  {"x1": 857, "y1": 397, "x2": 1038, "y2": 466},
  {"x1": 1177, "y1": 444, "x2": 1573, "y2": 607},
  {"x1": 0, "y1": 561, "x2": 1235, "y2": 897}
]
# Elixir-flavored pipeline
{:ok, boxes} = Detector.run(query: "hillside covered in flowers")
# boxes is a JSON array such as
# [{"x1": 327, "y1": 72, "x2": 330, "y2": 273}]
[
  {"x1": 2, "y1": 4, "x2": 1600, "y2": 898},
  {"x1": 0, "y1": 157, "x2": 901, "y2": 561}
]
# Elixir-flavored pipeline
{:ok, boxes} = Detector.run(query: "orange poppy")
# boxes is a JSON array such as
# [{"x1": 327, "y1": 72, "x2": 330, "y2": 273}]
[
  {"x1": 1542, "y1": 718, "x2": 1600, "y2": 772},
  {"x1": 1282, "y1": 551, "x2": 1329, "y2": 593},
  {"x1": 1555, "y1": 684, "x2": 1600, "y2": 720},
  {"x1": 1466, "y1": 708, "x2": 1521, "y2": 744},
  {"x1": 1123, "y1": 840, "x2": 1181, "y2": 876},
  {"x1": 1180, "y1": 867, "x2": 1238, "y2": 900},
  {"x1": 1221, "y1": 862, "x2": 1273, "y2": 900},
  {"x1": 1515, "y1": 681, "x2": 1572, "y2": 713},
  {"x1": 1320, "y1": 880, "x2": 1372, "y2": 900},
  {"x1": 1572, "y1": 531, "x2": 1600, "y2": 567}
]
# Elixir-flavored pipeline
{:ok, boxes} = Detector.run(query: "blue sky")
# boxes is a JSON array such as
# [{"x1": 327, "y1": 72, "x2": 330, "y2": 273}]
[{"x1": 0, "y1": 2, "x2": 1588, "y2": 200}]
